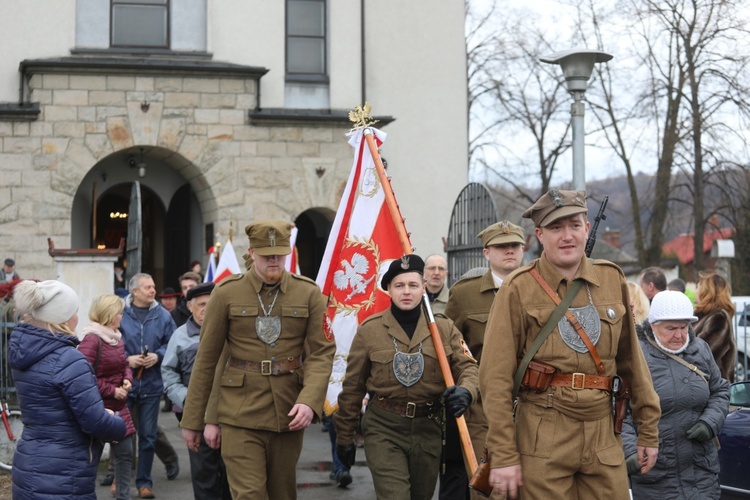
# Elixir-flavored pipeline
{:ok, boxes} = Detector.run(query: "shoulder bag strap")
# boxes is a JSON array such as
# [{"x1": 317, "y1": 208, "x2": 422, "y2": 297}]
[
  {"x1": 645, "y1": 336, "x2": 708, "y2": 382},
  {"x1": 513, "y1": 278, "x2": 584, "y2": 399},
  {"x1": 529, "y1": 268, "x2": 605, "y2": 374}
]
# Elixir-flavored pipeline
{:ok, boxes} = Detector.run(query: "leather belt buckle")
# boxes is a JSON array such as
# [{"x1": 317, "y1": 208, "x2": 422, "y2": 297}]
[
  {"x1": 571, "y1": 372, "x2": 586, "y2": 390},
  {"x1": 261, "y1": 360, "x2": 272, "y2": 376},
  {"x1": 405, "y1": 402, "x2": 417, "y2": 418}
]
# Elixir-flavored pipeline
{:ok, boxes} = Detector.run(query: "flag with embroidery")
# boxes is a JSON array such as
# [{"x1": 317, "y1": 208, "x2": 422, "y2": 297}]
[
  {"x1": 315, "y1": 127, "x2": 407, "y2": 414},
  {"x1": 214, "y1": 238, "x2": 241, "y2": 283}
]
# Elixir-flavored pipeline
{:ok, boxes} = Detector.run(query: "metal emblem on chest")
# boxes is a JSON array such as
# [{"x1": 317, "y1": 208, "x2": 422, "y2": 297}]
[
  {"x1": 557, "y1": 304, "x2": 601, "y2": 353},
  {"x1": 256, "y1": 316, "x2": 282, "y2": 344},
  {"x1": 392, "y1": 338, "x2": 424, "y2": 387}
]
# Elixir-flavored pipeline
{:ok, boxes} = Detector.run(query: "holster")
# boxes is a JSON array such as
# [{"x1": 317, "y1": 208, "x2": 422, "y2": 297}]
[
  {"x1": 517, "y1": 358, "x2": 556, "y2": 393},
  {"x1": 612, "y1": 375, "x2": 631, "y2": 434},
  {"x1": 468, "y1": 445, "x2": 492, "y2": 497}
]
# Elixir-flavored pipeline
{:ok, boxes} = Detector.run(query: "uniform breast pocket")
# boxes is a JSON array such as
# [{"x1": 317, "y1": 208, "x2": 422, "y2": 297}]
[
  {"x1": 421, "y1": 344, "x2": 450, "y2": 382},
  {"x1": 466, "y1": 312, "x2": 488, "y2": 326},
  {"x1": 370, "y1": 348, "x2": 395, "y2": 387},
  {"x1": 596, "y1": 303, "x2": 626, "y2": 359},
  {"x1": 229, "y1": 305, "x2": 258, "y2": 326},
  {"x1": 281, "y1": 305, "x2": 309, "y2": 329}
]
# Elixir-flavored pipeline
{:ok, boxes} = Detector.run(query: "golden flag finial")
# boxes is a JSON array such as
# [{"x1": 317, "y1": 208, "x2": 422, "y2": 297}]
[{"x1": 349, "y1": 102, "x2": 379, "y2": 131}]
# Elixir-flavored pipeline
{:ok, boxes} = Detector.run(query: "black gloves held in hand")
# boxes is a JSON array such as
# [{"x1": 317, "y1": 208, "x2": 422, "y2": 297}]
[
  {"x1": 686, "y1": 421, "x2": 713, "y2": 442},
  {"x1": 625, "y1": 454, "x2": 641, "y2": 476},
  {"x1": 442, "y1": 385, "x2": 472, "y2": 418},
  {"x1": 336, "y1": 443, "x2": 357, "y2": 468}
]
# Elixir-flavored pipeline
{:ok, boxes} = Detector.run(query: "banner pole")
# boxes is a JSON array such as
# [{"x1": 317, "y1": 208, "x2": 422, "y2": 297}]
[{"x1": 363, "y1": 129, "x2": 479, "y2": 476}]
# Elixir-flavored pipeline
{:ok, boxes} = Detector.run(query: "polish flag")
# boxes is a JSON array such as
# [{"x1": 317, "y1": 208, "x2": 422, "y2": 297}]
[
  {"x1": 316, "y1": 127, "x2": 408, "y2": 414},
  {"x1": 285, "y1": 226, "x2": 301, "y2": 274},
  {"x1": 214, "y1": 239, "x2": 241, "y2": 283}
]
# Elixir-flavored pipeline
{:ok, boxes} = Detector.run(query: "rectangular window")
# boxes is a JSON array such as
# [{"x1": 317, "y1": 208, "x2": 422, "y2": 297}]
[
  {"x1": 286, "y1": 0, "x2": 326, "y2": 78},
  {"x1": 111, "y1": 0, "x2": 169, "y2": 48}
]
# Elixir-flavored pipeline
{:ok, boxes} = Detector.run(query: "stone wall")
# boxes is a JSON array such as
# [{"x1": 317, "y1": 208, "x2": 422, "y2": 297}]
[{"x1": 0, "y1": 71, "x2": 353, "y2": 280}]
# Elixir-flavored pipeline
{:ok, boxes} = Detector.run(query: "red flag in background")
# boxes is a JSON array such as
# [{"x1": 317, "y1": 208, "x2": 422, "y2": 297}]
[
  {"x1": 214, "y1": 238, "x2": 241, "y2": 283},
  {"x1": 315, "y1": 127, "x2": 407, "y2": 414}
]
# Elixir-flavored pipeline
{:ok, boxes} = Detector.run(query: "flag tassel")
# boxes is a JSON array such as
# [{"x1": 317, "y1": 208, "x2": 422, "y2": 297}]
[{"x1": 363, "y1": 130, "x2": 479, "y2": 477}]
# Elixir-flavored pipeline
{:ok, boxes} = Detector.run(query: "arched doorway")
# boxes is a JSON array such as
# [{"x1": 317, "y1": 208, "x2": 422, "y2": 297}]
[
  {"x1": 71, "y1": 146, "x2": 207, "y2": 292},
  {"x1": 295, "y1": 208, "x2": 335, "y2": 279}
]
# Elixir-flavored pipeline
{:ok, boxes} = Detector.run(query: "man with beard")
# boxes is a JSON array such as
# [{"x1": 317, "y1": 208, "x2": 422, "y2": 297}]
[{"x1": 180, "y1": 220, "x2": 335, "y2": 499}]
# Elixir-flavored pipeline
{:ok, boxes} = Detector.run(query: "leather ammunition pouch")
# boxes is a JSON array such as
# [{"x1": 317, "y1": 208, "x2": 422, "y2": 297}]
[{"x1": 516, "y1": 358, "x2": 556, "y2": 392}]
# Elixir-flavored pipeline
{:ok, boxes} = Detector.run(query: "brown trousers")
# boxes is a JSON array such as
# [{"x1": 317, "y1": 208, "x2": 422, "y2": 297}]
[
  {"x1": 514, "y1": 401, "x2": 629, "y2": 500},
  {"x1": 221, "y1": 424, "x2": 304, "y2": 500}
]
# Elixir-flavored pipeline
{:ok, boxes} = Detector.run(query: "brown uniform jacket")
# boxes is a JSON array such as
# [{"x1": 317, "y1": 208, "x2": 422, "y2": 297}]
[
  {"x1": 180, "y1": 267, "x2": 334, "y2": 432},
  {"x1": 335, "y1": 307, "x2": 479, "y2": 444},
  {"x1": 444, "y1": 270, "x2": 498, "y2": 362},
  {"x1": 479, "y1": 253, "x2": 661, "y2": 468}
]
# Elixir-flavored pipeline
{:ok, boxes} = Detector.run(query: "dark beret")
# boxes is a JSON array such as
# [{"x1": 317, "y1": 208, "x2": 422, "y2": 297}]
[
  {"x1": 381, "y1": 254, "x2": 425, "y2": 289},
  {"x1": 186, "y1": 282, "x2": 215, "y2": 301}
]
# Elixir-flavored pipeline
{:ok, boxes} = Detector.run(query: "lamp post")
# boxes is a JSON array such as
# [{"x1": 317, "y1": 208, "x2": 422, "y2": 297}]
[{"x1": 540, "y1": 49, "x2": 612, "y2": 190}]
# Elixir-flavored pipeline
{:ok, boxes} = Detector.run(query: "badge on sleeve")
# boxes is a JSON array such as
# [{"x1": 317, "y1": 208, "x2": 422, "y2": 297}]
[{"x1": 460, "y1": 339, "x2": 477, "y2": 363}]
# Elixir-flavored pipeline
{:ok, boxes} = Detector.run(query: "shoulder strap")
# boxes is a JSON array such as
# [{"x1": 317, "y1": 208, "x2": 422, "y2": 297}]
[
  {"x1": 93, "y1": 336, "x2": 103, "y2": 372},
  {"x1": 646, "y1": 336, "x2": 708, "y2": 383},
  {"x1": 529, "y1": 268, "x2": 605, "y2": 374},
  {"x1": 513, "y1": 279, "x2": 583, "y2": 399}
]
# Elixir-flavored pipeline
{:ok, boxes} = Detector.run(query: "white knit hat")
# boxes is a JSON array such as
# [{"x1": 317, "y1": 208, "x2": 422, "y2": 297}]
[
  {"x1": 14, "y1": 280, "x2": 79, "y2": 324},
  {"x1": 648, "y1": 290, "x2": 698, "y2": 324}
]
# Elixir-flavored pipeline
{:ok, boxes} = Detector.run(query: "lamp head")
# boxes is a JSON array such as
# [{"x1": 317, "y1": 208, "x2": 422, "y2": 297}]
[{"x1": 540, "y1": 48, "x2": 613, "y2": 92}]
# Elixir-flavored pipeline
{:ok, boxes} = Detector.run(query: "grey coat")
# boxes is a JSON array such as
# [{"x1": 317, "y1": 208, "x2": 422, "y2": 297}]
[{"x1": 622, "y1": 322, "x2": 729, "y2": 499}]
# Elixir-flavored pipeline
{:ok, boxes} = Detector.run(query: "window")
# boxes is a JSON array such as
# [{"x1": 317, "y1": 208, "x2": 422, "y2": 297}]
[
  {"x1": 286, "y1": 0, "x2": 326, "y2": 79},
  {"x1": 111, "y1": 0, "x2": 169, "y2": 48}
]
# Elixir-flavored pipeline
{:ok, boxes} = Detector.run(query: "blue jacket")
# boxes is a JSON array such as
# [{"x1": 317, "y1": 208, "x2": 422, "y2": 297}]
[
  {"x1": 120, "y1": 298, "x2": 176, "y2": 399},
  {"x1": 9, "y1": 322, "x2": 127, "y2": 499}
]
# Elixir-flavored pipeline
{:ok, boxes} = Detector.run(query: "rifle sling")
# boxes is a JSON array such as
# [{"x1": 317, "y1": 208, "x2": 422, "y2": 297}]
[
  {"x1": 529, "y1": 268, "x2": 605, "y2": 375},
  {"x1": 512, "y1": 277, "x2": 584, "y2": 399}
]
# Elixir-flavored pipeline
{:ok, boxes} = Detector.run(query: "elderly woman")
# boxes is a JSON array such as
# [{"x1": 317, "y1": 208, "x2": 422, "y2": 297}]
[
  {"x1": 334, "y1": 254, "x2": 479, "y2": 500},
  {"x1": 9, "y1": 280, "x2": 127, "y2": 499},
  {"x1": 79, "y1": 294, "x2": 136, "y2": 500},
  {"x1": 622, "y1": 291, "x2": 729, "y2": 499},
  {"x1": 694, "y1": 272, "x2": 736, "y2": 382}
]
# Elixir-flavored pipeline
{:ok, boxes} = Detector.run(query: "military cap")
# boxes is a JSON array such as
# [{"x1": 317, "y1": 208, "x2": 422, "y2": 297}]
[
  {"x1": 522, "y1": 188, "x2": 587, "y2": 227},
  {"x1": 381, "y1": 254, "x2": 425, "y2": 289},
  {"x1": 477, "y1": 220, "x2": 525, "y2": 247},
  {"x1": 245, "y1": 220, "x2": 293, "y2": 256},
  {"x1": 186, "y1": 281, "x2": 215, "y2": 302}
]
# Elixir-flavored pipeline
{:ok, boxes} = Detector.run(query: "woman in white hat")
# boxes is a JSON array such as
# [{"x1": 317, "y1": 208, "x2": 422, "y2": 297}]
[
  {"x1": 9, "y1": 280, "x2": 127, "y2": 499},
  {"x1": 622, "y1": 290, "x2": 729, "y2": 499}
]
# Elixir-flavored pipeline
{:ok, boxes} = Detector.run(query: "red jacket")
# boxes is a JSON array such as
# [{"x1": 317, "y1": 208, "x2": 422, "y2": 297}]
[{"x1": 78, "y1": 331, "x2": 136, "y2": 437}]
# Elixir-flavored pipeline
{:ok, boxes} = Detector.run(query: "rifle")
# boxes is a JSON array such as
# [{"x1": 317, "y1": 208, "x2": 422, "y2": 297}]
[{"x1": 585, "y1": 195, "x2": 609, "y2": 257}]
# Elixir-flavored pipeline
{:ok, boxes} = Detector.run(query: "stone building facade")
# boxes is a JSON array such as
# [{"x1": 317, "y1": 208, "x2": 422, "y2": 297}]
[{"x1": 0, "y1": 1, "x2": 468, "y2": 289}]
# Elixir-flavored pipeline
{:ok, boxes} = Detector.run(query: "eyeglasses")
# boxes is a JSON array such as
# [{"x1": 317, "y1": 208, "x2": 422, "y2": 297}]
[{"x1": 425, "y1": 266, "x2": 447, "y2": 272}]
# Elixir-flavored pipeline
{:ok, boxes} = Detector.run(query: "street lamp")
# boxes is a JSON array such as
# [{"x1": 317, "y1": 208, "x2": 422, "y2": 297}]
[{"x1": 540, "y1": 49, "x2": 613, "y2": 190}]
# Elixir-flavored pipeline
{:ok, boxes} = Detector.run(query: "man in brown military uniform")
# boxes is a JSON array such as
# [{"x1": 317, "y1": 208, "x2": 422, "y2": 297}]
[
  {"x1": 440, "y1": 220, "x2": 526, "y2": 499},
  {"x1": 479, "y1": 190, "x2": 661, "y2": 499},
  {"x1": 180, "y1": 220, "x2": 335, "y2": 499},
  {"x1": 334, "y1": 254, "x2": 479, "y2": 500}
]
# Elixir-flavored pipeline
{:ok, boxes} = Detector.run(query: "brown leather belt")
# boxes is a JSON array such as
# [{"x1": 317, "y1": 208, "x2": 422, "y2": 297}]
[
  {"x1": 371, "y1": 397, "x2": 442, "y2": 418},
  {"x1": 550, "y1": 373, "x2": 612, "y2": 391},
  {"x1": 227, "y1": 354, "x2": 302, "y2": 376}
]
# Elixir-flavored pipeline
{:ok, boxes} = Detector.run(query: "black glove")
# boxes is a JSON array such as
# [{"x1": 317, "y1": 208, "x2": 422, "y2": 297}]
[
  {"x1": 625, "y1": 454, "x2": 641, "y2": 476},
  {"x1": 686, "y1": 421, "x2": 712, "y2": 442},
  {"x1": 442, "y1": 385, "x2": 472, "y2": 418},
  {"x1": 336, "y1": 443, "x2": 356, "y2": 468}
]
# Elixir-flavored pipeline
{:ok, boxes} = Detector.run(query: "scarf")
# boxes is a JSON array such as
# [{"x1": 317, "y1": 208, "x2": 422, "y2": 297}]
[{"x1": 80, "y1": 322, "x2": 122, "y2": 346}]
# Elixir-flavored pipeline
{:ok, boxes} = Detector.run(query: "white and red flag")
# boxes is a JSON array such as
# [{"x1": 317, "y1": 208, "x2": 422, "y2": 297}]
[
  {"x1": 316, "y1": 127, "x2": 407, "y2": 414},
  {"x1": 214, "y1": 238, "x2": 241, "y2": 283},
  {"x1": 285, "y1": 226, "x2": 301, "y2": 274}
]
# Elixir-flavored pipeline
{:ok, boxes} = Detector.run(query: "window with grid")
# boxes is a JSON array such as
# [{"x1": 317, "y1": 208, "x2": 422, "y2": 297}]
[
  {"x1": 111, "y1": 0, "x2": 169, "y2": 48},
  {"x1": 286, "y1": 0, "x2": 327, "y2": 79}
]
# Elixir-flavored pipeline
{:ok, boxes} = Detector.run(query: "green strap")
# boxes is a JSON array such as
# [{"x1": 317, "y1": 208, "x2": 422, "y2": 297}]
[{"x1": 512, "y1": 279, "x2": 584, "y2": 399}]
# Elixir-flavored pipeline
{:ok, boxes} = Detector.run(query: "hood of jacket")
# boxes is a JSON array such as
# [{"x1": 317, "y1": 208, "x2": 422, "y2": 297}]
[{"x1": 9, "y1": 322, "x2": 79, "y2": 371}]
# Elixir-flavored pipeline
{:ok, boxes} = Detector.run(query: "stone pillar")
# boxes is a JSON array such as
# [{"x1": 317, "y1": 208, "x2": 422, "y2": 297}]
[{"x1": 48, "y1": 239, "x2": 123, "y2": 336}]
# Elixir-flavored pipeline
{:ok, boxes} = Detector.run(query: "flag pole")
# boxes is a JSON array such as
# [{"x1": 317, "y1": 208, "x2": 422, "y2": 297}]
[{"x1": 363, "y1": 128, "x2": 479, "y2": 477}]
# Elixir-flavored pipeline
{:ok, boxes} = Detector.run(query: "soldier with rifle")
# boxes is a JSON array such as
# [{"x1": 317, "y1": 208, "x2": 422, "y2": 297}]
[{"x1": 478, "y1": 189, "x2": 661, "y2": 499}]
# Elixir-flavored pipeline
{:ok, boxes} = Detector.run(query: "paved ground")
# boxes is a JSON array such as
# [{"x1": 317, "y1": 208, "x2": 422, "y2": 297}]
[{"x1": 94, "y1": 408, "x2": 426, "y2": 499}]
